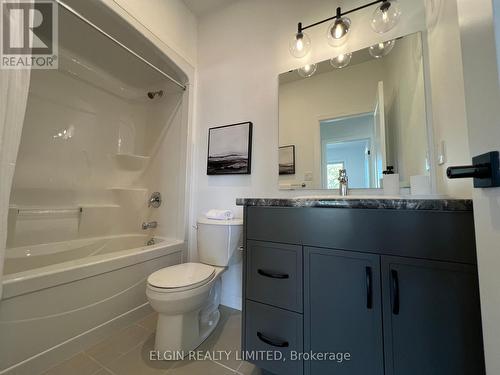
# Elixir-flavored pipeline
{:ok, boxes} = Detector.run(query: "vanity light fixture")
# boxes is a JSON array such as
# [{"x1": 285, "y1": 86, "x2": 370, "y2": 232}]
[
  {"x1": 330, "y1": 53, "x2": 352, "y2": 69},
  {"x1": 368, "y1": 39, "x2": 396, "y2": 58},
  {"x1": 297, "y1": 63, "x2": 317, "y2": 78},
  {"x1": 289, "y1": 22, "x2": 312, "y2": 58},
  {"x1": 290, "y1": 0, "x2": 401, "y2": 58}
]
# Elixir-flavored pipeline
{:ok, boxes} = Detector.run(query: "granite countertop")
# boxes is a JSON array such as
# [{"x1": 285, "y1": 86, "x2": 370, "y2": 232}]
[{"x1": 236, "y1": 197, "x2": 473, "y2": 211}]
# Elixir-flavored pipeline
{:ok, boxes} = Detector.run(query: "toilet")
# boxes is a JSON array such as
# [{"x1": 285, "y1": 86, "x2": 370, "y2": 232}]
[{"x1": 146, "y1": 217, "x2": 243, "y2": 354}]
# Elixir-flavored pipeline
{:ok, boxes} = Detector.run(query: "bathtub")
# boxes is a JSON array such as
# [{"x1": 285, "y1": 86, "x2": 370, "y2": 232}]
[{"x1": 0, "y1": 234, "x2": 184, "y2": 375}]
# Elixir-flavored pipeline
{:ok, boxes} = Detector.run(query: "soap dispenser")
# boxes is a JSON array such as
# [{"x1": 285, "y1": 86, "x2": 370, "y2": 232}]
[{"x1": 382, "y1": 166, "x2": 400, "y2": 195}]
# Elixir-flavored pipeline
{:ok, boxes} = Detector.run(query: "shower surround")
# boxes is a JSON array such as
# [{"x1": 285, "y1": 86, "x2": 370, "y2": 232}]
[{"x1": 0, "y1": 1, "x2": 194, "y2": 374}]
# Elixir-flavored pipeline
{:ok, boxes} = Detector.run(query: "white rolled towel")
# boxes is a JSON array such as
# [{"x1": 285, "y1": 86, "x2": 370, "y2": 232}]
[{"x1": 206, "y1": 209, "x2": 234, "y2": 220}]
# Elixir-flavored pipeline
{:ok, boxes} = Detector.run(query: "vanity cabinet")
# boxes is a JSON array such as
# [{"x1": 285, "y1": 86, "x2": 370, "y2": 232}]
[
  {"x1": 380, "y1": 257, "x2": 484, "y2": 375},
  {"x1": 304, "y1": 247, "x2": 384, "y2": 375},
  {"x1": 241, "y1": 205, "x2": 485, "y2": 375}
]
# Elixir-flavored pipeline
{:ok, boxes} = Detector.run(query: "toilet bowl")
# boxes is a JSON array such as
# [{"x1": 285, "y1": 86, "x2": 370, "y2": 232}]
[{"x1": 146, "y1": 217, "x2": 242, "y2": 355}]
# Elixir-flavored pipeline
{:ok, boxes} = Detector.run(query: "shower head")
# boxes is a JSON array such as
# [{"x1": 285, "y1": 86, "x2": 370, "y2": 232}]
[{"x1": 147, "y1": 90, "x2": 163, "y2": 99}]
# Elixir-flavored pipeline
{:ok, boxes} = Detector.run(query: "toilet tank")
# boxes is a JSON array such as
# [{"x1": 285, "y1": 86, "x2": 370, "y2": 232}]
[{"x1": 197, "y1": 218, "x2": 243, "y2": 266}]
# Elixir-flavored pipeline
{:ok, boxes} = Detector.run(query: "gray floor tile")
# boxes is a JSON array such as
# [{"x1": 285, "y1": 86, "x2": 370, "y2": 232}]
[
  {"x1": 106, "y1": 334, "x2": 175, "y2": 375},
  {"x1": 39, "y1": 306, "x2": 247, "y2": 375},
  {"x1": 200, "y1": 313, "x2": 242, "y2": 371},
  {"x1": 40, "y1": 353, "x2": 102, "y2": 375},
  {"x1": 136, "y1": 312, "x2": 158, "y2": 333},
  {"x1": 168, "y1": 359, "x2": 237, "y2": 375},
  {"x1": 85, "y1": 324, "x2": 151, "y2": 366},
  {"x1": 92, "y1": 369, "x2": 114, "y2": 375},
  {"x1": 236, "y1": 361, "x2": 263, "y2": 375}
]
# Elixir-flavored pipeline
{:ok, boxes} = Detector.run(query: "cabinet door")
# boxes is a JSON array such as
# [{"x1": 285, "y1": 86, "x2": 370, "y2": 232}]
[
  {"x1": 381, "y1": 256, "x2": 485, "y2": 375},
  {"x1": 304, "y1": 247, "x2": 384, "y2": 375}
]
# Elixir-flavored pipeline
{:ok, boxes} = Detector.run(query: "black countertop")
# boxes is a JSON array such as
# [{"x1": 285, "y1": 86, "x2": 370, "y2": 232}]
[{"x1": 236, "y1": 197, "x2": 473, "y2": 211}]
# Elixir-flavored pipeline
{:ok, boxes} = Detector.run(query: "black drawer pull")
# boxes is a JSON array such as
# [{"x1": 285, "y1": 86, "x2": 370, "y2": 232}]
[
  {"x1": 366, "y1": 266, "x2": 373, "y2": 309},
  {"x1": 391, "y1": 269, "x2": 400, "y2": 315},
  {"x1": 257, "y1": 269, "x2": 289, "y2": 279},
  {"x1": 257, "y1": 332, "x2": 289, "y2": 348}
]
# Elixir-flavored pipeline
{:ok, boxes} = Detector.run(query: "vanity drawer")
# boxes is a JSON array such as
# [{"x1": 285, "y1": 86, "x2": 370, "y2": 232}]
[
  {"x1": 246, "y1": 240, "x2": 302, "y2": 312},
  {"x1": 245, "y1": 300, "x2": 303, "y2": 375}
]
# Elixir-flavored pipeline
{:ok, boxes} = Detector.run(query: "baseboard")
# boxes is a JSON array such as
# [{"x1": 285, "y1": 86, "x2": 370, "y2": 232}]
[
  {"x1": 1, "y1": 303, "x2": 153, "y2": 375},
  {"x1": 220, "y1": 294, "x2": 242, "y2": 311}
]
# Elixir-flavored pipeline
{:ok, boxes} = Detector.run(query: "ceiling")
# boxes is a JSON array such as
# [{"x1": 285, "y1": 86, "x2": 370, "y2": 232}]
[{"x1": 182, "y1": 0, "x2": 236, "y2": 17}]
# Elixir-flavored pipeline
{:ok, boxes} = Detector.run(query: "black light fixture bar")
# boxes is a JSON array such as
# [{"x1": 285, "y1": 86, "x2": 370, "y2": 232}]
[{"x1": 299, "y1": 0, "x2": 386, "y2": 32}]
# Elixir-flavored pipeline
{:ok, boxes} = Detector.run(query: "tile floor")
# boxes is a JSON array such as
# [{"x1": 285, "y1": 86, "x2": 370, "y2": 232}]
[{"x1": 40, "y1": 306, "x2": 262, "y2": 375}]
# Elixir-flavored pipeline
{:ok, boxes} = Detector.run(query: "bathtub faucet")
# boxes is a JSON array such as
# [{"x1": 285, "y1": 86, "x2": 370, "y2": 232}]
[{"x1": 142, "y1": 221, "x2": 158, "y2": 230}]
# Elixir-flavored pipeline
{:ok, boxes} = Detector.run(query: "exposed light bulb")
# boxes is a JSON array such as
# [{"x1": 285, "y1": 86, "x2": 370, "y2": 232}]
[
  {"x1": 334, "y1": 22, "x2": 345, "y2": 39},
  {"x1": 368, "y1": 39, "x2": 396, "y2": 58},
  {"x1": 330, "y1": 53, "x2": 352, "y2": 69},
  {"x1": 371, "y1": 0, "x2": 402, "y2": 34},
  {"x1": 296, "y1": 38, "x2": 304, "y2": 51},
  {"x1": 327, "y1": 16, "x2": 351, "y2": 46},
  {"x1": 289, "y1": 31, "x2": 311, "y2": 58},
  {"x1": 297, "y1": 63, "x2": 317, "y2": 78}
]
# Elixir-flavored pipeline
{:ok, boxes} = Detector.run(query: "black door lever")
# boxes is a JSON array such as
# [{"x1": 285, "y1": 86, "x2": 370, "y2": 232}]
[{"x1": 447, "y1": 151, "x2": 500, "y2": 188}]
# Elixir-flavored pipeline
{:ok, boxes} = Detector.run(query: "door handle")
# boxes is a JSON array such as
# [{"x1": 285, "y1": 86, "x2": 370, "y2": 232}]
[
  {"x1": 447, "y1": 151, "x2": 500, "y2": 188},
  {"x1": 366, "y1": 266, "x2": 373, "y2": 309},
  {"x1": 257, "y1": 332, "x2": 289, "y2": 348},
  {"x1": 257, "y1": 269, "x2": 289, "y2": 279},
  {"x1": 391, "y1": 269, "x2": 400, "y2": 315}
]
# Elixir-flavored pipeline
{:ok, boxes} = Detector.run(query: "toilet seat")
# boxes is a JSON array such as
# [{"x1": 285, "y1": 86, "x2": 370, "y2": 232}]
[{"x1": 147, "y1": 262, "x2": 215, "y2": 292}]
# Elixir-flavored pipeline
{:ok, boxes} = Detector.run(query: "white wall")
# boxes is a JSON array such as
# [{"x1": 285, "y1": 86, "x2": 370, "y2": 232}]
[
  {"x1": 193, "y1": 0, "x2": 426, "y2": 309},
  {"x1": 456, "y1": 0, "x2": 500, "y2": 372},
  {"x1": 110, "y1": 0, "x2": 198, "y2": 67}
]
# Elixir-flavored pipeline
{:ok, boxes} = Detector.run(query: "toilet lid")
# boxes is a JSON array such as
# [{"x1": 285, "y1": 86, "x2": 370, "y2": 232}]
[{"x1": 147, "y1": 262, "x2": 215, "y2": 289}]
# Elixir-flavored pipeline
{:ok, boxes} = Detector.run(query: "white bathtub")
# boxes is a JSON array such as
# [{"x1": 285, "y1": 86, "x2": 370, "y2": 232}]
[{"x1": 0, "y1": 234, "x2": 184, "y2": 374}]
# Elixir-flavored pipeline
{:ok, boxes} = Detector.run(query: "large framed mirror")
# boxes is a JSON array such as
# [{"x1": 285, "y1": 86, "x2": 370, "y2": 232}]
[{"x1": 278, "y1": 32, "x2": 430, "y2": 190}]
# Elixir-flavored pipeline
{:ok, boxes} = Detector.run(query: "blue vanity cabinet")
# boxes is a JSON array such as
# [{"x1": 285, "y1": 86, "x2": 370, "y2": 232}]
[
  {"x1": 241, "y1": 205, "x2": 485, "y2": 375},
  {"x1": 381, "y1": 256, "x2": 485, "y2": 375},
  {"x1": 304, "y1": 247, "x2": 384, "y2": 375}
]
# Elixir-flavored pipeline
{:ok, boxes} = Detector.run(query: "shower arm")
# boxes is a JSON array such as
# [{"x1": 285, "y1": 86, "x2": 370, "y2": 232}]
[{"x1": 55, "y1": 0, "x2": 187, "y2": 91}]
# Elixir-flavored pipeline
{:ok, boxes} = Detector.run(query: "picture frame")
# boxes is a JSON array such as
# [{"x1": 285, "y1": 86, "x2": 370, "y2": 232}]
[
  {"x1": 207, "y1": 122, "x2": 253, "y2": 175},
  {"x1": 279, "y1": 145, "x2": 296, "y2": 175}
]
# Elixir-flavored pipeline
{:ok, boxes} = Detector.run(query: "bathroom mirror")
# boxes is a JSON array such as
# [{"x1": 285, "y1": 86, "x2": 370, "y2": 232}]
[{"x1": 278, "y1": 32, "x2": 429, "y2": 190}]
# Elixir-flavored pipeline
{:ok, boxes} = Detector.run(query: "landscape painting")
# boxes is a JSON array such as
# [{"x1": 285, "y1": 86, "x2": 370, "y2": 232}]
[
  {"x1": 279, "y1": 145, "x2": 295, "y2": 175},
  {"x1": 207, "y1": 122, "x2": 253, "y2": 175}
]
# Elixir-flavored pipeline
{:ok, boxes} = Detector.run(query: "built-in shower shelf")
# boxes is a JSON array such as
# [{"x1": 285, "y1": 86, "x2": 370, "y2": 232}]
[
  {"x1": 79, "y1": 204, "x2": 121, "y2": 209},
  {"x1": 9, "y1": 204, "x2": 121, "y2": 216},
  {"x1": 107, "y1": 187, "x2": 148, "y2": 192},
  {"x1": 114, "y1": 153, "x2": 150, "y2": 170},
  {"x1": 9, "y1": 206, "x2": 82, "y2": 218}
]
